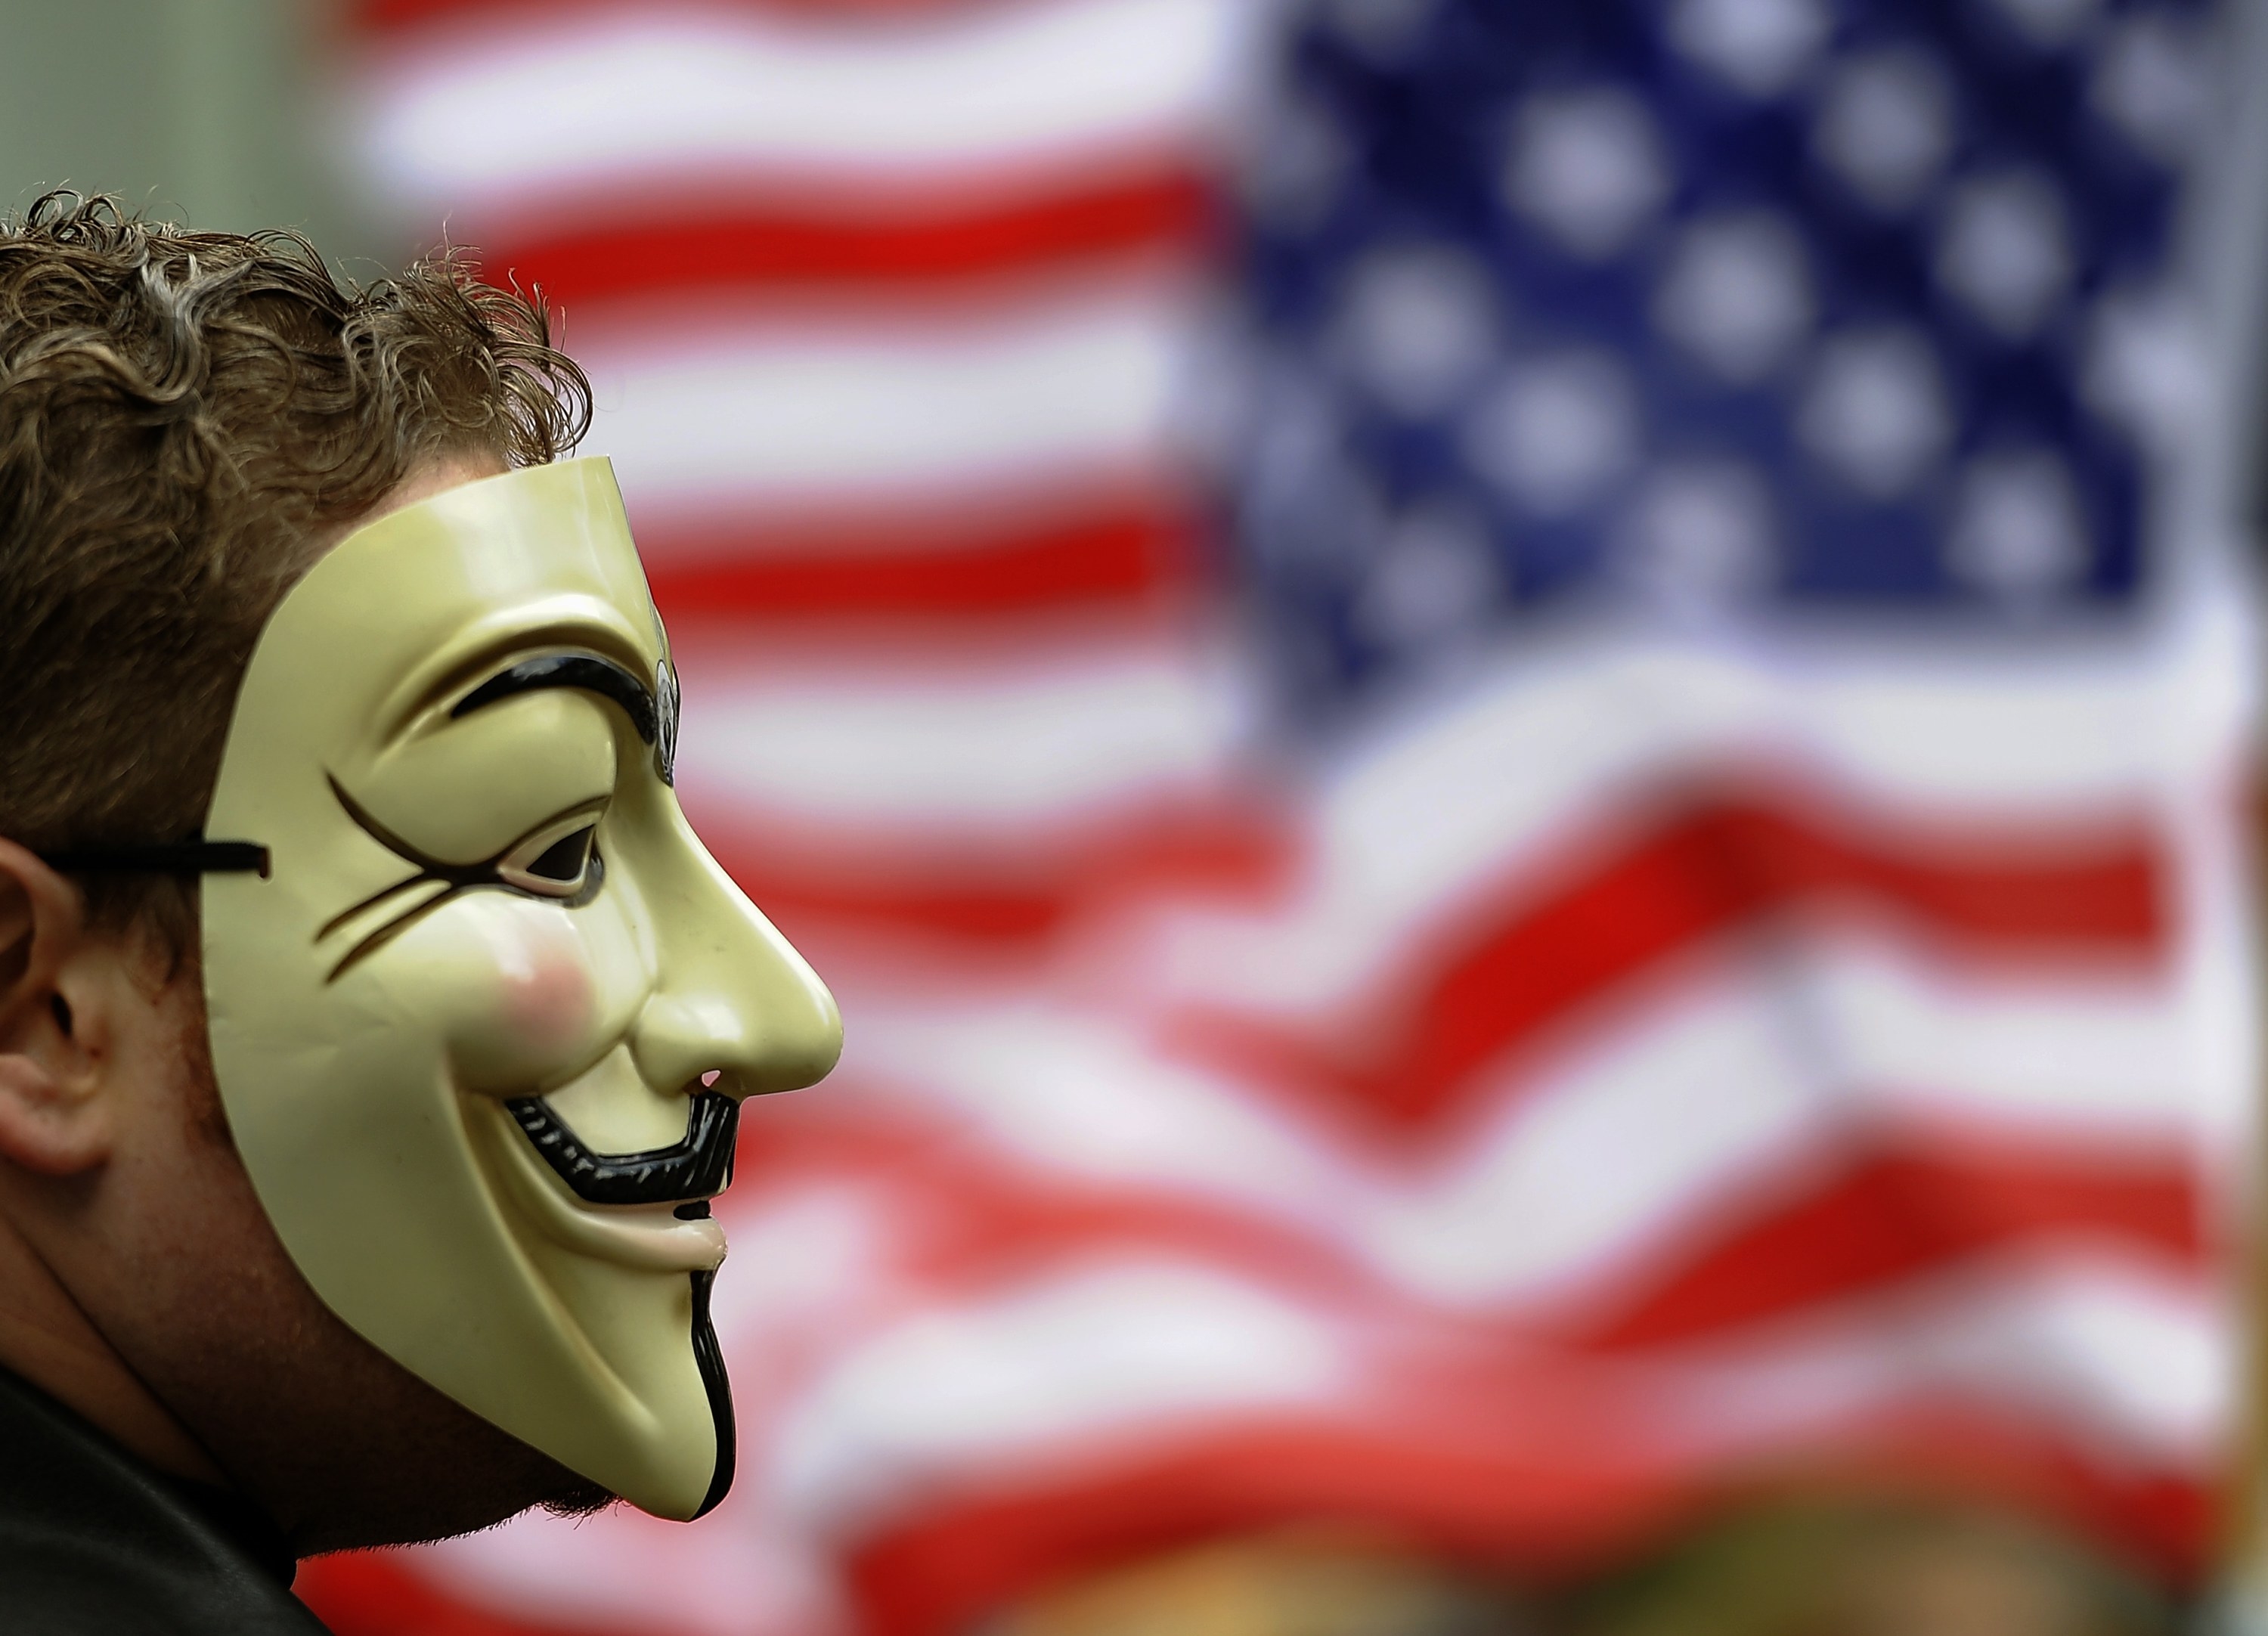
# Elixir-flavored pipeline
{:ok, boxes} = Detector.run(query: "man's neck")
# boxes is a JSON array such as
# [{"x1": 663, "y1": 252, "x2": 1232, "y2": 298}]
[{"x1": 0, "y1": 1212, "x2": 225, "y2": 1484}]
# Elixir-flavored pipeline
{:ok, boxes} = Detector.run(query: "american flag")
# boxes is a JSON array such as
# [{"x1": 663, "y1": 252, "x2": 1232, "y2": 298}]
[{"x1": 301, "y1": 2, "x2": 2256, "y2": 1633}]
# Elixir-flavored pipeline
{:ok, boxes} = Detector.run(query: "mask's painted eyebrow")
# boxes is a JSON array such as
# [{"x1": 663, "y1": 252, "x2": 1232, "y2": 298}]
[{"x1": 451, "y1": 652, "x2": 658, "y2": 746}]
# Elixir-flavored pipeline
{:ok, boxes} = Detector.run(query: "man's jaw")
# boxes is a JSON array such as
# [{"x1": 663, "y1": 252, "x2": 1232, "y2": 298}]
[{"x1": 76, "y1": 977, "x2": 618, "y2": 1554}]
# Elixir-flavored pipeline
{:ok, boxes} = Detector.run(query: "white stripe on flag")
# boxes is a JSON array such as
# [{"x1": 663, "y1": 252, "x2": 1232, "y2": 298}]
[
  {"x1": 769, "y1": 1259, "x2": 1351, "y2": 1531},
  {"x1": 362, "y1": 0, "x2": 1257, "y2": 215},
  {"x1": 577, "y1": 284, "x2": 1201, "y2": 516},
  {"x1": 1663, "y1": 1245, "x2": 2227, "y2": 1465},
  {"x1": 675, "y1": 633, "x2": 1251, "y2": 837}
]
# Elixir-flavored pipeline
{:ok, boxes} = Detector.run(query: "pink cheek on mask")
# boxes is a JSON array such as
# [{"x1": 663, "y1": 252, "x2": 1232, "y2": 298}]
[{"x1": 491, "y1": 921, "x2": 600, "y2": 1057}]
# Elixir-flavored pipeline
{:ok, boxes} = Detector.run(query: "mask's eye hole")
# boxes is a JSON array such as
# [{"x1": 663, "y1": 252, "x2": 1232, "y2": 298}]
[{"x1": 499, "y1": 817, "x2": 600, "y2": 899}]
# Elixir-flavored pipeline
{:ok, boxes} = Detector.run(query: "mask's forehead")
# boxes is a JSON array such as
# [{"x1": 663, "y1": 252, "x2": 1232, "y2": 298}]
[{"x1": 274, "y1": 459, "x2": 665, "y2": 747}]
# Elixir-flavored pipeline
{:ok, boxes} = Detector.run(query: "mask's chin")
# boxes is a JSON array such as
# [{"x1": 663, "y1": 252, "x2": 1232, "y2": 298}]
[
  {"x1": 491, "y1": 1086, "x2": 746, "y2": 1519},
  {"x1": 687, "y1": 1266, "x2": 735, "y2": 1518},
  {"x1": 460, "y1": 1091, "x2": 739, "y2": 1520}
]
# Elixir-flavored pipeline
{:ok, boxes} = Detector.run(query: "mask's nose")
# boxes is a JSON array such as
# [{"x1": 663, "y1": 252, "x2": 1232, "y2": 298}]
[{"x1": 626, "y1": 810, "x2": 841, "y2": 1103}]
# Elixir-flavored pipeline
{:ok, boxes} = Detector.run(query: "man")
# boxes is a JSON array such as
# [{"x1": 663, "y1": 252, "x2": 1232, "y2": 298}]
[{"x1": 0, "y1": 193, "x2": 841, "y2": 1631}]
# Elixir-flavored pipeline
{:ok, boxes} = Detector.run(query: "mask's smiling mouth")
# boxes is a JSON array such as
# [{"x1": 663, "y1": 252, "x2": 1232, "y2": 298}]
[
  {"x1": 506, "y1": 1089, "x2": 739, "y2": 1206},
  {"x1": 472, "y1": 1092, "x2": 736, "y2": 1275}
]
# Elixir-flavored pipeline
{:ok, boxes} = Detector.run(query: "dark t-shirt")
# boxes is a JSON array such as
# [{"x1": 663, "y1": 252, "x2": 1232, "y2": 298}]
[{"x1": 0, "y1": 1363, "x2": 328, "y2": 1633}]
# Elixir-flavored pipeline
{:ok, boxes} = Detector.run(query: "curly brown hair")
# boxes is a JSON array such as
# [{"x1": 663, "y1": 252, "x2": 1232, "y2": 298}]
[{"x1": 0, "y1": 191, "x2": 593, "y2": 940}]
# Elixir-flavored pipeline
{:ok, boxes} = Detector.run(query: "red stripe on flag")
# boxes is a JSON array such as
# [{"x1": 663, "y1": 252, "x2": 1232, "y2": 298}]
[
  {"x1": 644, "y1": 499, "x2": 1208, "y2": 621},
  {"x1": 704, "y1": 797, "x2": 1288, "y2": 944},
  {"x1": 731, "y1": 1101, "x2": 1418, "y2": 1306},
  {"x1": 1581, "y1": 1139, "x2": 2202, "y2": 1349},
  {"x1": 1175, "y1": 791, "x2": 2169, "y2": 1136},
  {"x1": 483, "y1": 170, "x2": 1216, "y2": 304},
  {"x1": 845, "y1": 1427, "x2": 1681, "y2": 1636},
  {"x1": 296, "y1": 1552, "x2": 626, "y2": 1636}
]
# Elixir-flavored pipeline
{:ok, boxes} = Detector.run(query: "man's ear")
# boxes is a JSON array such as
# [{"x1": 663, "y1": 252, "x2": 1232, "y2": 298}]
[{"x1": 0, "y1": 839, "x2": 112, "y2": 1176}]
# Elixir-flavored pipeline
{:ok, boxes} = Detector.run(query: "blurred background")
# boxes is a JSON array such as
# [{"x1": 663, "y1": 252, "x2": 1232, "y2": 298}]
[{"x1": 5, "y1": 0, "x2": 2260, "y2": 1632}]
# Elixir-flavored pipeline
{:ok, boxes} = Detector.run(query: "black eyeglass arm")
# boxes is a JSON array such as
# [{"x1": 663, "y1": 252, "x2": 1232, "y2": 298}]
[{"x1": 38, "y1": 842, "x2": 271, "y2": 879}]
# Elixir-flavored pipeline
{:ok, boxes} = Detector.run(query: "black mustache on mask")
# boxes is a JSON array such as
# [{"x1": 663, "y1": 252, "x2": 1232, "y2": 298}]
[{"x1": 504, "y1": 1090, "x2": 739, "y2": 1207}]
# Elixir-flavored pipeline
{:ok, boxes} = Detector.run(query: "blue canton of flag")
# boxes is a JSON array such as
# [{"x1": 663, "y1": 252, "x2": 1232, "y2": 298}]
[{"x1": 1235, "y1": 0, "x2": 2217, "y2": 715}]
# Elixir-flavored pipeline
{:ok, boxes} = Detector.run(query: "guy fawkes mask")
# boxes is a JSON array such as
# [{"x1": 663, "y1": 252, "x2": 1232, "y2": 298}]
[{"x1": 198, "y1": 457, "x2": 840, "y2": 1520}]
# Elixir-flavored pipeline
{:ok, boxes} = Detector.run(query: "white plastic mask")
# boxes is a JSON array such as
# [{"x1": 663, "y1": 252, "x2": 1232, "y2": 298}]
[{"x1": 197, "y1": 458, "x2": 841, "y2": 1520}]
